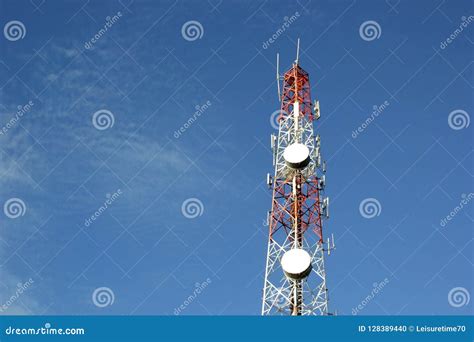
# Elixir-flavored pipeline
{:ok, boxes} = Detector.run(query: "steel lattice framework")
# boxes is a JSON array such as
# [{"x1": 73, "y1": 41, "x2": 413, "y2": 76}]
[{"x1": 262, "y1": 57, "x2": 332, "y2": 316}]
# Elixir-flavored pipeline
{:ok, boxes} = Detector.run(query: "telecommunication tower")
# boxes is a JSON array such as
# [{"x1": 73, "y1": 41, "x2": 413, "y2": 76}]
[{"x1": 262, "y1": 40, "x2": 334, "y2": 316}]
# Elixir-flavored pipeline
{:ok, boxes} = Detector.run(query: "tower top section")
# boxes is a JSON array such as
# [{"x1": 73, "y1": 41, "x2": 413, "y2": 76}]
[{"x1": 276, "y1": 40, "x2": 316, "y2": 123}]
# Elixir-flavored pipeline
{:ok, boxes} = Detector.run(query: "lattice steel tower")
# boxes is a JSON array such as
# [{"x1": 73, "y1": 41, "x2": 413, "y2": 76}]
[{"x1": 262, "y1": 40, "x2": 334, "y2": 316}]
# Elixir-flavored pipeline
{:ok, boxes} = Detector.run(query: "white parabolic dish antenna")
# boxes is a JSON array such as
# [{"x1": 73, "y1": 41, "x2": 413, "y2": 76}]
[
  {"x1": 281, "y1": 248, "x2": 312, "y2": 280},
  {"x1": 283, "y1": 143, "x2": 310, "y2": 169}
]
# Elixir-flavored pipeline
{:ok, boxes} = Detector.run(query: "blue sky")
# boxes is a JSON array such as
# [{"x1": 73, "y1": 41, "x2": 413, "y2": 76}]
[{"x1": 0, "y1": 0, "x2": 472, "y2": 316}]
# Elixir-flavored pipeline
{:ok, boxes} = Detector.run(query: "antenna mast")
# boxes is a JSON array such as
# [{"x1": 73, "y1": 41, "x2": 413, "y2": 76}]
[{"x1": 262, "y1": 40, "x2": 334, "y2": 316}]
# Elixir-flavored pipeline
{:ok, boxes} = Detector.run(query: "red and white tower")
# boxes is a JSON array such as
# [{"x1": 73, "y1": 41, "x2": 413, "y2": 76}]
[{"x1": 262, "y1": 40, "x2": 334, "y2": 315}]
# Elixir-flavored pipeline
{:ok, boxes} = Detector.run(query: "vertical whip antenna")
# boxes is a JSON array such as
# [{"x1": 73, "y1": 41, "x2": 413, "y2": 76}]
[
  {"x1": 296, "y1": 38, "x2": 300, "y2": 65},
  {"x1": 276, "y1": 53, "x2": 281, "y2": 101}
]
